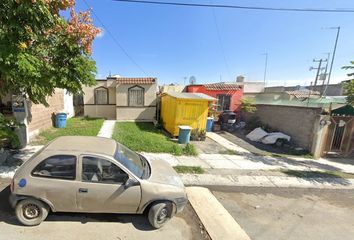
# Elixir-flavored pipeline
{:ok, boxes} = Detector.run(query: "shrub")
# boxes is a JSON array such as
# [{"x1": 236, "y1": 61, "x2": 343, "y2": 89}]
[
  {"x1": 240, "y1": 98, "x2": 257, "y2": 113},
  {"x1": 0, "y1": 113, "x2": 20, "y2": 149},
  {"x1": 183, "y1": 143, "x2": 198, "y2": 156}
]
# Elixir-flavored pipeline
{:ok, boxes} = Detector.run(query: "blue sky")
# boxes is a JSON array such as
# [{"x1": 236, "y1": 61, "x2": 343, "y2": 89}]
[{"x1": 75, "y1": 0, "x2": 354, "y2": 86}]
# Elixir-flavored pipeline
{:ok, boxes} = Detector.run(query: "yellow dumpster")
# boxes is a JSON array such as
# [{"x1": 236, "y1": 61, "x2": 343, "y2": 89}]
[{"x1": 160, "y1": 92, "x2": 216, "y2": 136}]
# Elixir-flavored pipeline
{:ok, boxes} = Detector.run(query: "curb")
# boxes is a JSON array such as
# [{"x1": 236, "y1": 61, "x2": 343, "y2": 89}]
[
  {"x1": 186, "y1": 187, "x2": 251, "y2": 240},
  {"x1": 181, "y1": 174, "x2": 354, "y2": 190}
]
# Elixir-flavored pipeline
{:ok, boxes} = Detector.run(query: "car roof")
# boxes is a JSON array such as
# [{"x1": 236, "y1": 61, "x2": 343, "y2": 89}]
[{"x1": 45, "y1": 136, "x2": 117, "y2": 156}]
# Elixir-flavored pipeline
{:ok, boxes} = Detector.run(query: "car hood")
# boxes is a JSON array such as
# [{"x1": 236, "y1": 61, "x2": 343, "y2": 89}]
[{"x1": 145, "y1": 157, "x2": 184, "y2": 188}]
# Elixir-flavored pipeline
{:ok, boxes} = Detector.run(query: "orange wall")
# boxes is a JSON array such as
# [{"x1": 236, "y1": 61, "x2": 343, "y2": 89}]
[{"x1": 186, "y1": 85, "x2": 244, "y2": 112}]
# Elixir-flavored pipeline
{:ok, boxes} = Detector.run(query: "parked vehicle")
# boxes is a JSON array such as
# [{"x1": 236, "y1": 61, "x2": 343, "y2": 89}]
[
  {"x1": 218, "y1": 110, "x2": 238, "y2": 132},
  {"x1": 9, "y1": 136, "x2": 187, "y2": 228}
]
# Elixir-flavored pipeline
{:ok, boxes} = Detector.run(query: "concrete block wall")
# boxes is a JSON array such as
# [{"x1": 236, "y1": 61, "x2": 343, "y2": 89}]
[
  {"x1": 27, "y1": 89, "x2": 65, "y2": 138},
  {"x1": 245, "y1": 104, "x2": 322, "y2": 150}
]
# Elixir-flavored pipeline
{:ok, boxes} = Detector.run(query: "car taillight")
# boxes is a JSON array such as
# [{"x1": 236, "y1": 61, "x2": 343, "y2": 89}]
[{"x1": 10, "y1": 178, "x2": 14, "y2": 192}]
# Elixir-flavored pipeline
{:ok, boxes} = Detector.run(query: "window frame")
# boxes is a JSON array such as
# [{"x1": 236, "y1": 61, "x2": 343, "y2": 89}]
[
  {"x1": 217, "y1": 94, "x2": 231, "y2": 111},
  {"x1": 31, "y1": 155, "x2": 77, "y2": 181},
  {"x1": 94, "y1": 86, "x2": 109, "y2": 105},
  {"x1": 128, "y1": 85, "x2": 145, "y2": 107},
  {"x1": 79, "y1": 155, "x2": 131, "y2": 185}
]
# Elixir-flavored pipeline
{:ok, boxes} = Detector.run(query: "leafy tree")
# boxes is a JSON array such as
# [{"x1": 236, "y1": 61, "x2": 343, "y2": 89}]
[
  {"x1": 240, "y1": 98, "x2": 257, "y2": 113},
  {"x1": 0, "y1": 0, "x2": 100, "y2": 105},
  {"x1": 342, "y1": 61, "x2": 354, "y2": 105}
]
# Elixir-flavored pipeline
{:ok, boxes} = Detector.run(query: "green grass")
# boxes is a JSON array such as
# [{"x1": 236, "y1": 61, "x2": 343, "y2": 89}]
[
  {"x1": 32, "y1": 117, "x2": 105, "y2": 145},
  {"x1": 173, "y1": 166, "x2": 205, "y2": 174},
  {"x1": 112, "y1": 122, "x2": 197, "y2": 156},
  {"x1": 280, "y1": 169, "x2": 354, "y2": 179}
]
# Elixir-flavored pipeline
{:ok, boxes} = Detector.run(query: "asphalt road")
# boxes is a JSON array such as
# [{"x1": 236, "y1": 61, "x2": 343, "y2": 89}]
[
  {"x1": 210, "y1": 186, "x2": 354, "y2": 240},
  {"x1": 0, "y1": 178, "x2": 208, "y2": 240}
]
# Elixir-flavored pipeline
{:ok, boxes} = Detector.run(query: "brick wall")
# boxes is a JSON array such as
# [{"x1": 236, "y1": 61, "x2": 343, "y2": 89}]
[
  {"x1": 245, "y1": 104, "x2": 322, "y2": 150},
  {"x1": 27, "y1": 90, "x2": 64, "y2": 137}
]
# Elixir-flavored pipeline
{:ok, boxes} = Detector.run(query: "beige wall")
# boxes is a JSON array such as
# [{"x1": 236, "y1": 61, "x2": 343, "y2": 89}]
[
  {"x1": 116, "y1": 107, "x2": 156, "y2": 121},
  {"x1": 115, "y1": 83, "x2": 157, "y2": 121},
  {"x1": 84, "y1": 105, "x2": 116, "y2": 120},
  {"x1": 245, "y1": 104, "x2": 322, "y2": 150},
  {"x1": 83, "y1": 81, "x2": 116, "y2": 105},
  {"x1": 116, "y1": 84, "x2": 157, "y2": 107},
  {"x1": 27, "y1": 89, "x2": 65, "y2": 138},
  {"x1": 83, "y1": 81, "x2": 157, "y2": 121},
  {"x1": 83, "y1": 80, "x2": 116, "y2": 119}
]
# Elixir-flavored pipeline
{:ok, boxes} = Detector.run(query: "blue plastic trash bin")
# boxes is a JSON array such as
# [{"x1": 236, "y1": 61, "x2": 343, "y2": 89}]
[
  {"x1": 206, "y1": 117, "x2": 214, "y2": 132},
  {"x1": 178, "y1": 126, "x2": 192, "y2": 144},
  {"x1": 55, "y1": 113, "x2": 67, "y2": 128}
]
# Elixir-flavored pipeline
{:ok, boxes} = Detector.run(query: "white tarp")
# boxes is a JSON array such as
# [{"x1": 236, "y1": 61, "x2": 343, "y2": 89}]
[
  {"x1": 261, "y1": 132, "x2": 291, "y2": 144},
  {"x1": 246, "y1": 127, "x2": 291, "y2": 145},
  {"x1": 246, "y1": 127, "x2": 268, "y2": 142}
]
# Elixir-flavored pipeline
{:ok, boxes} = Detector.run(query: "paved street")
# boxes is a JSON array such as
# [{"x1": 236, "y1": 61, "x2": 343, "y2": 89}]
[
  {"x1": 0, "y1": 179, "x2": 208, "y2": 240},
  {"x1": 211, "y1": 186, "x2": 354, "y2": 240}
]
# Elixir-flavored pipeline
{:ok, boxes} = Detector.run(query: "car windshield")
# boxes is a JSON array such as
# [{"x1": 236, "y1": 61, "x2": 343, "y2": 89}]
[{"x1": 114, "y1": 143, "x2": 145, "y2": 178}]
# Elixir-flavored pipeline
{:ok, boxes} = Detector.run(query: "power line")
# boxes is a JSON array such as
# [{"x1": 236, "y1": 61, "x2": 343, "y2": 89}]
[
  {"x1": 112, "y1": 0, "x2": 354, "y2": 13},
  {"x1": 83, "y1": 0, "x2": 148, "y2": 76},
  {"x1": 211, "y1": 4, "x2": 232, "y2": 82}
]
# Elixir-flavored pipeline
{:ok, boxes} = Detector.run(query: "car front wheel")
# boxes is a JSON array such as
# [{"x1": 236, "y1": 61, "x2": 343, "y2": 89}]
[
  {"x1": 148, "y1": 202, "x2": 173, "y2": 229},
  {"x1": 15, "y1": 198, "x2": 49, "y2": 226}
]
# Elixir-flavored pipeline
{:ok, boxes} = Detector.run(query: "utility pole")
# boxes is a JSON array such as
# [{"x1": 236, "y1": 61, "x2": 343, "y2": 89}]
[
  {"x1": 310, "y1": 58, "x2": 327, "y2": 87},
  {"x1": 323, "y1": 26, "x2": 340, "y2": 97},
  {"x1": 310, "y1": 59, "x2": 327, "y2": 88},
  {"x1": 262, "y1": 53, "x2": 268, "y2": 87},
  {"x1": 307, "y1": 81, "x2": 313, "y2": 107},
  {"x1": 321, "y1": 53, "x2": 331, "y2": 96}
]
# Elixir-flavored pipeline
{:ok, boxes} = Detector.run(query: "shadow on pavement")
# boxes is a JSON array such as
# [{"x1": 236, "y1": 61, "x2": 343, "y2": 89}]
[
  {"x1": 281, "y1": 170, "x2": 351, "y2": 186},
  {"x1": 242, "y1": 152, "x2": 343, "y2": 172},
  {"x1": 46, "y1": 212, "x2": 155, "y2": 231},
  {"x1": 0, "y1": 185, "x2": 154, "y2": 231}
]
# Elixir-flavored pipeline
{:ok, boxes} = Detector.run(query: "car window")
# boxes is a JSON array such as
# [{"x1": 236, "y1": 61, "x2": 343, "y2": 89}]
[
  {"x1": 114, "y1": 143, "x2": 144, "y2": 178},
  {"x1": 32, "y1": 155, "x2": 76, "y2": 180},
  {"x1": 82, "y1": 156, "x2": 128, "y2": 184}
]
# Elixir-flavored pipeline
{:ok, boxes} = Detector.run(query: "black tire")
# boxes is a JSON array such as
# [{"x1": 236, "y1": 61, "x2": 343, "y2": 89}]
[
  {"x1": 148, "y1": 202, "x2": 172, "y2": 229},
  {"x1": 15, "y1": 198, "x2": 49, "y2": 226},
  {"x1": 275, "y1": 139, "x2": 285, "y2": 147}
]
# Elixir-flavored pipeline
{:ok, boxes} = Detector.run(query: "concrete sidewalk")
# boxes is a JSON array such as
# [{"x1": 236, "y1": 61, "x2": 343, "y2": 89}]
[
  {"x1": 97, "y1": 120, "x2": 116, "y2": 138},
  {"x1": 142, "y1": 152, "x2": 354, "y2": 175}
]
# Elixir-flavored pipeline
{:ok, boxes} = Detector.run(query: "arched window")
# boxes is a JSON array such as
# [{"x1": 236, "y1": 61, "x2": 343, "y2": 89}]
[
  {"x1": 128, "y1": 85, "x2": 144, "y2": 106},
  {"x1": 94, "y1": 87, "x2": 108, "y2": 105}
]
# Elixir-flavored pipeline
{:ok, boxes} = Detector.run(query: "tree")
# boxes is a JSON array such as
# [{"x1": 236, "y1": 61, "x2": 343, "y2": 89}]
[
  {"x1": 342, "y1": 61, "x2": 354, "y2": 105},
  {"x1": 0, "y1": 0, "x2": 100, "y2": 105},
  {"x1": 240, "y1": 98, "x2": 257, "y2": 113}
]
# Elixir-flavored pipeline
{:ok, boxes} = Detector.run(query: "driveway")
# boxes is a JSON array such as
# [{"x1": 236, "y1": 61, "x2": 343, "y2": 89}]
[
  {"x1": 211, "y1": 186, "x2": 354, "y2": 240},
  {"x1": 0, "y1": 178, "x2": 208, "y2": 240}
]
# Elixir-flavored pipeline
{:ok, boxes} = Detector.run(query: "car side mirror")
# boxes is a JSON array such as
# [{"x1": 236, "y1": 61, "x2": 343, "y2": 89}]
[{"x1": 124, "y1": 177, "x2": 139, "y2": 189}]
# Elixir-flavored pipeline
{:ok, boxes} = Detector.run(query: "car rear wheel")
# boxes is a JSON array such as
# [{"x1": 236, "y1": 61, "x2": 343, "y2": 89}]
[
  {"x1": 148, "y1": 202, "x2": 173, "y2": 229},
  {"x1": 15, "y1": 198, "x2": 49, "y2": 226}
]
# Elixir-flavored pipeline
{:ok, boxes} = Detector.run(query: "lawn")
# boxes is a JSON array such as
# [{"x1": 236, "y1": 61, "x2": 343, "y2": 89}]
[
  {"x1": 173, "y1": 166, "x2": 205, "y2": 174},
  {"x1": 112, "y1": 122, "x2": 197, "y2": 156},
  {"x1": 32, "y1": 117, "x2": 105, "y2": 145}
]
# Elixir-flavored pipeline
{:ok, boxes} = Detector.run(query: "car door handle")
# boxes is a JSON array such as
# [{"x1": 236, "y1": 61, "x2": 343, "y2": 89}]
[{"x1": 79, "y1": 188, "x2": 88, "y2": 193}]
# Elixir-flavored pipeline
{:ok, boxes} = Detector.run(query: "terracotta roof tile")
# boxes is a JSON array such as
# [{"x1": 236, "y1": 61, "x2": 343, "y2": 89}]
[
  {"x1": 117, "y1": 77, "x2": 156, "y2": 84},
  {"x1": 203, "y1": 83, "x2": 241, "y2": 91}
]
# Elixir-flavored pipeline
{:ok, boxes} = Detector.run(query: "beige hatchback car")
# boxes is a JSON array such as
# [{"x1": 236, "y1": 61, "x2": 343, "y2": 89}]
[{"x1": 10, "y1": 136, "x2": 187, "y2": 228}]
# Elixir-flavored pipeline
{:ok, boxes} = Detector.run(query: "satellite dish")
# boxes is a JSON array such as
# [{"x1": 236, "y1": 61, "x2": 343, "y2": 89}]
[{"x1": 189, "y1": 76, "x2": 196, "y2": 85}]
